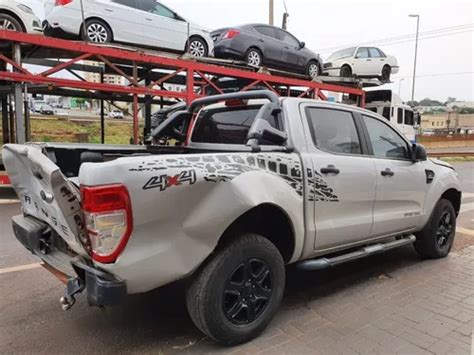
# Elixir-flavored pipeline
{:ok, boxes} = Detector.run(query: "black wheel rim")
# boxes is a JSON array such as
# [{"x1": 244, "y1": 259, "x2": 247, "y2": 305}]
[
  {"x1": 436, "y1": 211, "x2": 453, "y2": 248},
  {"x1": 223, "y1": 258, "x2": 272, "y2": 325}
]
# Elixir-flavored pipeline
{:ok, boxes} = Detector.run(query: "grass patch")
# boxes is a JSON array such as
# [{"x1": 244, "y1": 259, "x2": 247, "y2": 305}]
[
  {"x1": 438, "y1": 156, "x2": 474, "y2": 163},
  {"x1": 1, "y1": 118, "x2": 144, "y2": 145}
]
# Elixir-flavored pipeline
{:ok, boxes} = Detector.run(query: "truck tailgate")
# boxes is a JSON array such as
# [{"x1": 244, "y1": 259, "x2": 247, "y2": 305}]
[{"x1": 3, "y1": 144, "x2": 88, "y2": 256}]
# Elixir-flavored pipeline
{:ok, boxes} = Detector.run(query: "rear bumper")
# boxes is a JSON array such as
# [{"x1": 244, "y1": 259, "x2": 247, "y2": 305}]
[
  {"x1": 12, "y1": 215, "x2": 127, "y2": 307},
  {"x1": 214, "y1": 42, "x2": 244, "y2": 60}
]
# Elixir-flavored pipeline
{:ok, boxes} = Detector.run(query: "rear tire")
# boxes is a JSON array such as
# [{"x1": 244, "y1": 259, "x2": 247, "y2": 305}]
[
  {"x1": 245, "y1": 48, "x2": 263, "y2": 67},
  {"x1": 381, "y1": 65, "x2": 391, "y2": 81},
  {"x1": 186, "y1": 233, "x2": 285, "y2": 345},
  {"x1": 340, "y1": 65, "x2": 352, "y2": 77},
  {"x1": 82, "y1": 19, "x2": 112, "y2": 43},
  {"x1": 414, "y1": 199, "x2": 456, "y2": 259},
  {"x1": 187, "y1": 37, "x2": 208, "y2": 57},
  {"x1": 0, "y1": 14, "x2": 24, "y2": 32}
]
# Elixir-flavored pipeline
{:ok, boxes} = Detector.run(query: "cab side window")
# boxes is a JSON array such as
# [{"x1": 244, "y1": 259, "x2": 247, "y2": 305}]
[
  {"x1": 363, "y1": 115, "x2": 410, "y2": 159},
  {"x1": 306, "y1": 108, "x2": 362, "y2": 155}
]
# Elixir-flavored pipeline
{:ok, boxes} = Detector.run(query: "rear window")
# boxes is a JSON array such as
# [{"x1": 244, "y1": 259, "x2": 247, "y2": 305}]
[{"x1": 191, "y1": 105, "x2": 280, "y2": 145}]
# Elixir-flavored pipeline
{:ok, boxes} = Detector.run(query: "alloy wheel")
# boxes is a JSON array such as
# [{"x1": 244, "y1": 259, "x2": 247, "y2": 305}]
[
  {"x1": 223, "y1": 258, "x2": 272, "y2": 325},
  {"x1": 308, "y1": 63, "x2": 319, "y2": 78},
  {"x1": 0, "y1": 19, "x2": 18, "y2": 31},
  {"x1": 87, "y1": 23, "x2": 108, "y2": 43},
  {"x1": 247, "y1": 51, "x2": 261, "y2": 66},
  {"x1": 189, "y1": 40, "x2": 206, "y2": 57},
  {"x1": 436, "y1": 211, "x2": 453, "y2": 248}
]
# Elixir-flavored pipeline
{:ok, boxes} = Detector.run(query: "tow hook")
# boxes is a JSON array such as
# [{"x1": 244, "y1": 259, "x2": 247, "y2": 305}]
[{"x1": 59, "y1": 277, "x2": 85, "y2": 311}]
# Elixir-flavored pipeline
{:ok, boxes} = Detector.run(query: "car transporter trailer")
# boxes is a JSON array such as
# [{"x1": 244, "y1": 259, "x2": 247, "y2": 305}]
[{"x1": 0, "y1": 29, "x2": 381, "y2": 185}]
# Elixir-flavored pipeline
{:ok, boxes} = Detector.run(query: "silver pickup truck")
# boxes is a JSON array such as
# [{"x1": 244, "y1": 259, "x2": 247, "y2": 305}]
[{"x1": 3, "y1": 91, "x2": 461, "y2": 345}]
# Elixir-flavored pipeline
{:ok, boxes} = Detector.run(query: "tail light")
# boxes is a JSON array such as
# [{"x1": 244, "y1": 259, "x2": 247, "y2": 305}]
[
  {"x1": 81, "y1": 184, "x2": 133, "y2": 264},
  {"x1": 55, "y1": 0, "x2": 73, "y2": 6},
  {"x1": 223, "y1": 29, "x2": 240, "y2": 39}
]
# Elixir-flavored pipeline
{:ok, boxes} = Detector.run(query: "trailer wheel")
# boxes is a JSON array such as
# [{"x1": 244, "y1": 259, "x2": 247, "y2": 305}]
[
  {"x1": 83, "y1": 19, "x2": 112, "y2": 44},
  {"x1": 381, "y1": 65, "x2": 391, "y2": 81},
  {"x1": 0, "y1": 14, "x2": 24, "y2": 32},
  {"x1": 340, "y1": 65, "x2": 352, "y2": 77},
  {"x1": 186, "y1": 233, "x2": 285, "y2": 345}
]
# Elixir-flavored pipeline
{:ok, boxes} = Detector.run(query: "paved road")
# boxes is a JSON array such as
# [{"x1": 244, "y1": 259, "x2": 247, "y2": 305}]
[{"x1": 0, "y1": 163, "x2": 473, "y2": 354}]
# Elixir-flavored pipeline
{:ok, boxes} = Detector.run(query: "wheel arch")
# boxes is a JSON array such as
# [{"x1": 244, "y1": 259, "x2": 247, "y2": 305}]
[
  {"x1": 217, "y1": 203, "x2": 296, "y2": 263},
  {"x1": 0, "y1": 9, "x2": 26, "y2": 32},
  {"x1": 81, "y1": 17, "x2": 114, "y2": 40},
  {"x1": 441, "y1": 188, "x2": 462, "y2": 216},
  {"x1": 186, "y1": 34, "x2": 209, "y2": 52}
]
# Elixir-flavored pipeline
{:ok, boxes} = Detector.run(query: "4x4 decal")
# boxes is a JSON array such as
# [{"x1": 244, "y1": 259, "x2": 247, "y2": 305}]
[
  {"x1": 131, "y1": 154, "x2": 338, "y2": 202},
  {"x1": 143, "y1": 170, "x2": 197, "y2": 191}
]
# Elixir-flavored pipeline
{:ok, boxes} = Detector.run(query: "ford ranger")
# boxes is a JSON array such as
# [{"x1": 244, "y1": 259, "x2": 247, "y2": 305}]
[{"x1": 2, "y1": 91, "x2": 462, "y2": 345}]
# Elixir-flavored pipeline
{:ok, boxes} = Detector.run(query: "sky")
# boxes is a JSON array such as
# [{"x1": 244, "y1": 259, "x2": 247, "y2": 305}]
[{"x1": 22, "y1": 0, "x2": 474, "y2": 102}]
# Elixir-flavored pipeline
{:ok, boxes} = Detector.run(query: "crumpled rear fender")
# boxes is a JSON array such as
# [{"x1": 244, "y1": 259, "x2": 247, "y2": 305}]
[{"x1": 80, "y1": 152, "x2": 305, "y2": 293}]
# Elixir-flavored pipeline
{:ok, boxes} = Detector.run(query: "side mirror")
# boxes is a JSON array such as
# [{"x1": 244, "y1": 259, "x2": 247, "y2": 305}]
[
  {"x1": 299, "y1": 41, "x2": 306, "y2": 49},
  {"x1": 411, "y1": 143, "x2": 427, "y2": 162}
]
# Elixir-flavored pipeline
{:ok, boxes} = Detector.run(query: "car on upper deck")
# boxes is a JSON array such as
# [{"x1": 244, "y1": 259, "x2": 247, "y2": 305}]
[
  {"x1": 323, "y1": 46, "x2": 398, "y2": 81},
  {"x1": 0, "y1": 0, "x2": 42, "y2": 34},
  {"x1": 212, "y1": 24, "x2": 323, "y2": 79},
  {"x1": 43, "y1": 0, "x2": 213, "y2": 58}
]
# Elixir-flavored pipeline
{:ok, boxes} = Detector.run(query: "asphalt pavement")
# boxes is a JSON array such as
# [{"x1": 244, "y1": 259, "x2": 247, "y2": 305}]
[{"x1": 0, "y1": 162, "x2": 473, "y2": 353}]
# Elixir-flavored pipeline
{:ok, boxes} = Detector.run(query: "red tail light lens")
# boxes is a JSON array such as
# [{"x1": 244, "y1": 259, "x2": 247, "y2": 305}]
[
  {"x1": 223, "y1": 29, "x2": 240, "y2": 39},
  {"x1": 81, "y1": 184, "x2": 133, "y2": 264},
  {"x1": 55, "y1": 0, "x2": 73, "y2": 6}
]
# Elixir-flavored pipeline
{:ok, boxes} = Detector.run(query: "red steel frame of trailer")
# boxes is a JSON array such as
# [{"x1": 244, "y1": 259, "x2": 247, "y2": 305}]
[{"x1": 0, "y1": 30, "x2": 365, "y2": 145}]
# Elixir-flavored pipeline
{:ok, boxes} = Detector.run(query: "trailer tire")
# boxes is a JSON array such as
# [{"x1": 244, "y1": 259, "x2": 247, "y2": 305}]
[
  {"x1": 414, "y1": 199, "x2": 456, "y2": 259},
  {"x1": 186, "y1": 233, "x2": 285, "y2": 345}
]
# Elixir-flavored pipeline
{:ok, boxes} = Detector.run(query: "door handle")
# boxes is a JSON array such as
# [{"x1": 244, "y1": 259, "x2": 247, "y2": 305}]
[
  {"x1": 320, "y1": 165, "x2": 340, "y2": 175},
  {"x1": 259, "y1": 38, "x2": 264, "y2": 42},
  {"x1": 145, "y1": 18, "x2": 153, "y2": 21},
  {"x1": 381, "y1": 168, "x2": 395, "y2": 177},
  {"x1": 284, "y1": 46, "x2": 290, "y2": 49},
  {"x1": 366, "y1": 59, "x2": 371, "y2": 61},
  {"x1": 104, "y1": 8, "x2": 114, "y2": 12}
]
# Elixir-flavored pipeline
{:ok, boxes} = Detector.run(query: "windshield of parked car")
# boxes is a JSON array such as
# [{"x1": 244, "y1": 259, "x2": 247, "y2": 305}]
[
  {"x1": 328, "y1": 47, "x2": 356, "y2": 61},
  {"x1": 191, "y1": 104, "x2": 280, "y2": 145}
]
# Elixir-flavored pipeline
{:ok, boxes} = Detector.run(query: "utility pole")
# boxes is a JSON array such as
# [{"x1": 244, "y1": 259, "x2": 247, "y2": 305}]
[
  {"x1": 409, "y1": 14, "x2": 420, "y2": 104},
  {"x1": 269, "y1": 0, "x2": 274, "y2": 26}
]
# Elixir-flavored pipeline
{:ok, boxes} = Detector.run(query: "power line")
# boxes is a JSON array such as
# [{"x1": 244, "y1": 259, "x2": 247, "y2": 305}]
[{"x1": 317, "y1": 23, "x2": 474, "y2": 53}]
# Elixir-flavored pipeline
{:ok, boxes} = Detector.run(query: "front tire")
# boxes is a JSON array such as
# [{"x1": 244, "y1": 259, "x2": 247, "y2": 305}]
[
  {"x1": 340, "y1": 65, "x2": 352, "y2": 77},
  {"x1": 381, "y1": 65, "x2": 391, "y2": 81},
  {"x1": 186, "y1": 233, "x2": 285, "y2": 345},
  {"x1": 306, "y1": 60, "x2": 320, "y2": 79},
  {"x1": 414, "y1": 199, "x2": 456, "y2": 259},
  {"x1": 83, "y1": 19, "x2": 112, "y2": 43}
]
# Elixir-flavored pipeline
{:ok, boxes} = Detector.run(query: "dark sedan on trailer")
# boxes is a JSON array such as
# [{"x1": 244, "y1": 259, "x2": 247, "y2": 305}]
[{"x1": 211, "y1": 24, "x2": 323, "y2": 78}]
